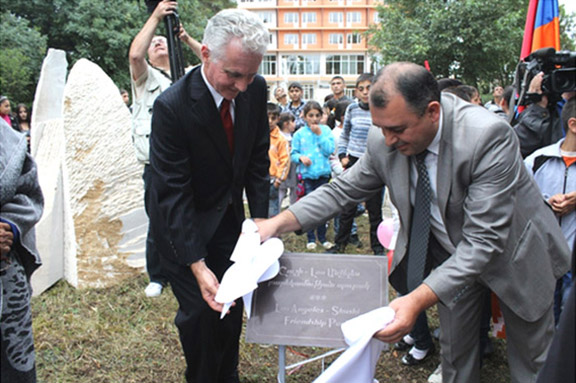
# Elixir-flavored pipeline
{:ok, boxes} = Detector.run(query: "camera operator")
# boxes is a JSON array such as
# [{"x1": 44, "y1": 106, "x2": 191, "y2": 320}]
[
  {"x1": 129, "y1": 0, "x2": 200, "y2": 297},
  {"x1": 513, "y1": 72, "x2": 570, "y2": 158}
]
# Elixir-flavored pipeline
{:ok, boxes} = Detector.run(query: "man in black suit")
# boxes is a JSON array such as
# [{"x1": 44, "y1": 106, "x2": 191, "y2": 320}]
[{"x1": 148, "y1": 9, "x2": 270, "y2": 383}]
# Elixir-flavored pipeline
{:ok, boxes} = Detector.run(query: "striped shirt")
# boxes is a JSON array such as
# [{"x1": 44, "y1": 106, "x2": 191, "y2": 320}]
[{"x1": 338, "y1": 102, "x2": 371, "y2": 158}]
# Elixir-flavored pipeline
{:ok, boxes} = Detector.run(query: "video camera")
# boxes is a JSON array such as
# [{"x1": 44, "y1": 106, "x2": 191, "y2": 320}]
[
  {"x1": 143, "y1": 0, "x2": 185, "y2": 82},
  {"x1": 515, "y1": 48, "x2": 576, "y2": 106},
  {"x1": 515, "y1": 48, "x2": 576, "y2": 105}
]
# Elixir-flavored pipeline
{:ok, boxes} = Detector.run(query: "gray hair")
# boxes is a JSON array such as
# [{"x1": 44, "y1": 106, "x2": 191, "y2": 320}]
[{"x1": 203, "y1": 9, "x2": 269, "y2": 62}]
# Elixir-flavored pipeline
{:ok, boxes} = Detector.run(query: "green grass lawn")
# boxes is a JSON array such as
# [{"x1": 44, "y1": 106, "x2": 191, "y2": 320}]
[{"x1": 32, "y1": 214, "x2": 510, "y2": 382}]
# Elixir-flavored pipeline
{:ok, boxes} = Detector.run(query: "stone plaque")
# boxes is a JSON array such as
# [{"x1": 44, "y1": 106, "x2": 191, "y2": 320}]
[{"x1": 246, "y1": 252, "x2": 388, "y2": 348}]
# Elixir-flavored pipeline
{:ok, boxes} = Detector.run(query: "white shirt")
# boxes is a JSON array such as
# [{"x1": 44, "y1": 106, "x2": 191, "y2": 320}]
[
  {"x1": 409, "y1": 110, "x2": 456, "y2": 254},
  {"x1": 201, "y1": 64, "x2": 235, "y2": 123}
]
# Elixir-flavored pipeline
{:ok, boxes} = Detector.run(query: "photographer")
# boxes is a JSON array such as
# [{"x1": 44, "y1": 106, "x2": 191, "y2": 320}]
[
  {"x1": 514, "y1": 72, "x2": 566, "y2": 158},
  {"x1": 129, "y1": 0, "x2": 200, "y2": 297}
]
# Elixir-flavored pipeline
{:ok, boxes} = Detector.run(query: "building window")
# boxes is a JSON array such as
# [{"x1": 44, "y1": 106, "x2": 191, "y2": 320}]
[
  {"x1": 284, "y1": 34, "x2": 299, "y2": 45},
  {"x1": 259, "y1": 54, "x2": 277, "y2": 75},
  {"x1": 329, "y1": 33, "x2": 344, "y2": 45},
  {"x1": 347, "y1": 33, "x2": 362, "y2": 44},
  {"x1": 302, "y1": 12, "x2": 317, "y2": 24},
  {"x1": 346, "y1": 11, "x2": 362, "y2": 24},
  {"x1": 326, "y1": 55, "x2": 365, "y2": 75},
  {"x1": 329, "y1": 12, "x2": 344, "y2": 24},
  {"x1": 302, "y1": 84, "x2": 314, "y2": 100},
  {"x1": 284, "y1": 12, "x2": 299, "y2": 24},
  {"x1": 302, "y1": 33, "x2": 317, "y2": 45},
  {"x1": 258, "y1": 11, "x2": 274, "y2": 24},
  {"x1": 281, "y1": 55, "x2": 320, "y2": 75}
]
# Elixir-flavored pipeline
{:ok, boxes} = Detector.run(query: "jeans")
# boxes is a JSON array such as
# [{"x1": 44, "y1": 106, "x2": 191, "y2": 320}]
[{"x1": 303, "y1": 176, "x2": 330, "y2": 243}]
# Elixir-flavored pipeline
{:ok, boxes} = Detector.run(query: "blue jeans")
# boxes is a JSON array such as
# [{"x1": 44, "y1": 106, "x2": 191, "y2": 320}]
[
  {"x1": 554, "y1": 271, "x2": 573, "y2": 325},
  {"x1": 268, "y1": 183, "x2": 280, "y2": 218},
  {"x1": 303, "y1": 176, "x2": 330, "y2": 243}
]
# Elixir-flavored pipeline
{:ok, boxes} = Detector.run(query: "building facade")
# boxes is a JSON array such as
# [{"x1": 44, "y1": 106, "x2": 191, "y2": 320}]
[{"x1": 237, "y1": 0, "x2": 382, "y2": 102}]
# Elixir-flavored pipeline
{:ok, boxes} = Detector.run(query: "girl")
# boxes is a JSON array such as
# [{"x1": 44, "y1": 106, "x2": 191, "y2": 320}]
[{"x1": 290, "y1": 101, "x2": 335, "y2": 250}]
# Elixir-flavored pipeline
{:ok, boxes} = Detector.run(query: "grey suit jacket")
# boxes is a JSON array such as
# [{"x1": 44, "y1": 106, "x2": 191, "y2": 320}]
[{"x1": 290, "y1": 93, "x2": 570, "y2": 322}]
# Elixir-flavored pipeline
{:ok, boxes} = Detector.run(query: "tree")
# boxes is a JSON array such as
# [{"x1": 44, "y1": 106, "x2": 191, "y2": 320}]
[
  {"x1": 0, "y1": 0, "x2": 235, "y2": 104},
  {"x1": 368, "y1": 0, "x2": 528, "y2": 91},
  {"x1": 0, "y1": 12, "x2": 47, "y2": 106}
]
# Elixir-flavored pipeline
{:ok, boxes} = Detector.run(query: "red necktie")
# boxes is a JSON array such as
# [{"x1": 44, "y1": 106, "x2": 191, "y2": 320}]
[{"x1": 220, "y1": 99, "x2": 234, "y2": 153}]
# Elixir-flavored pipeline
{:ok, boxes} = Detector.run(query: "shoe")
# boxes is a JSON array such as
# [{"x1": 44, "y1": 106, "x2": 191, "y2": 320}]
[
  {"x1": 428, "y1": 364, "x2": 442, "y2": 383},
  {"x1": 325, "y1": 243, "x2": 343, "y2": 254},
  {"x1": 145, "y1": 282, "x2": 163, "y2": 297},
  {"x1": 394, "y1": 338, "x2": 413, "y2": 352},
  {"x1": 349, "y1": 234, "x2": 363, "y2": 248},
  {"x1": 306, "y1": 242, "x2": 317, "y2": 250},
  {"x1": 322, "y1": 241, "x2": 334, "y2": 249},
  {"x1": 401, "y1": 344, "x2": 435, "y2": 366}
]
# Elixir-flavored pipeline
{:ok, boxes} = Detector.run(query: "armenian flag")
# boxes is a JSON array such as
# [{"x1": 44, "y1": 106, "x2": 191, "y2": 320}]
[{"x1": 520, "y1": 0, "x2": 561, "y2": 60}]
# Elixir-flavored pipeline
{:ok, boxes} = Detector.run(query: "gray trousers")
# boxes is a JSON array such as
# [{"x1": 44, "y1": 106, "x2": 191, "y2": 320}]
[{"x1": 437, "y1": 281, "x2": 554, "y2": 383}]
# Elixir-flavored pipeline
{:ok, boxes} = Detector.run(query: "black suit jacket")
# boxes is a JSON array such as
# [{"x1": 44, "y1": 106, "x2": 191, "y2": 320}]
[{"x1": 149, "y1": 66, "x2": 270, "y2": 267}]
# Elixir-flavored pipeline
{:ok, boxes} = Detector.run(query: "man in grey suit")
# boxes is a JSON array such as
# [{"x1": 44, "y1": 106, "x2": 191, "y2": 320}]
[{"x1": 256, "y1": 62, "x2": 570, "y2": 383}]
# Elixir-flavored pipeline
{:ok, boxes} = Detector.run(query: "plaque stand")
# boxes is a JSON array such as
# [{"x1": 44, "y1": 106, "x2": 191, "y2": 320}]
[{"x1": 277, "y1": 346, "x2": 345, "y2": 383}]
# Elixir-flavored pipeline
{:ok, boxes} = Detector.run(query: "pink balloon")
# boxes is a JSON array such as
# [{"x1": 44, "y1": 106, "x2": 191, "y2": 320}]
[{"x1": 377, "y1": 218, "x2": 394, "y2": 249}]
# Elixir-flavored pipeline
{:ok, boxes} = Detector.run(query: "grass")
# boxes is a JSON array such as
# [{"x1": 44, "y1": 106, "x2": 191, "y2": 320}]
[{"x1": 32, "y1": 213, "x2": 510, "y2": 382}]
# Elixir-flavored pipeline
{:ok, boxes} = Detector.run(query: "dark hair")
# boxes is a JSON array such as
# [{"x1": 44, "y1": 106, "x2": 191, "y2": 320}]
[
  {"x1": 334, "y1": 99, "x2": 353, "y2": 123},
  {"x1": 267, "y1": 102, "x2": 281, "y2": 118},
  {"x1": 502, "y1": 85, "x2": 515, "y2": 107},
  {"x1": 561, "y1": 97, "x2": 576, "y2": 132},
  {"x1": 278, "y1": 112, "x2": 295, "y2": 129},
  {"x1": 303, "y1": 100, "x2": 323, "y2": 117},
  {"x1": 355, "y1": 73, "x2": 373, "y2": 87},
  {"x1": 288, "y1": 81, "x2": 302, "y2": 91},
  {"x1": 371, "y1": 62, "x2": 440, "y2": 116},
  {"x1": 442, "y1": 86, "x2": 471, "y2": 102},
  {"x1": 331, "y1": 75, "x2": 344, "y2": 83},
  {"x1": 437, "y1": 78, "x2": 462, "y2": 91}
]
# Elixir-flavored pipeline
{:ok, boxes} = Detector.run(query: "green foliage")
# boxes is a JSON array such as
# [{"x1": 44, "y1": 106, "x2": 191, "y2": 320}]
[
  {"x1": 0, "y1": 12, "x2": 47, "y2": 105},
  {"x1": 560, "y1": 5, "x2": 576, "y2": 51},
  {"x1": 369, "y1": 0, "x2": 528, "y2": 92},
  {"x1": 0, "y1": 0, "x2": 234, "y2": 105}
]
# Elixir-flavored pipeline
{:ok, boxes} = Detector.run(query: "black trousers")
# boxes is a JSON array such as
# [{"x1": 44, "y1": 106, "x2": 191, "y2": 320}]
[
  {"x1": 161, "y1": 207, "x2": 243, "y2": 383},
  {"x1": 143, "y1": 164, "x2": 167, "y2": 285},
  {"x1": 334, "y1": 156, "x2": 384, "y2": 253}
]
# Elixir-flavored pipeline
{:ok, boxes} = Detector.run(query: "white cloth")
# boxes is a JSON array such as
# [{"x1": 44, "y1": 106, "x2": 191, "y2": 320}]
[
  {"x1": 215, "y1": 219, "x2": 283, "y2": 319},
  {"x1": 313, "y1": 307, "x2": 395, "y2": 383}
]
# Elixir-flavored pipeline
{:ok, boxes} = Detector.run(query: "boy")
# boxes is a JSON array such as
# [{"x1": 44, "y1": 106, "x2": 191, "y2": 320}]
[
  {"x1": 267, "y1": 103, "x2": 290, "y2": 217},
  {"x1": 286, "y1": 81, "x2": 306, "y2": 130},
  {"x1": 524, "y1": 96, "x2": 576, "y2": 324},
  {"x1": 332, "y1": 73, "x2": 384, "y2": 255}
]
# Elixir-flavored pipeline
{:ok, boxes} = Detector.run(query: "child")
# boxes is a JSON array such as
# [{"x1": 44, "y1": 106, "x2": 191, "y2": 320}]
[
  {"x1": 291, "y1": 101, "x2": 335, "y2": 250},
  {"x1": 333, "y1": 73, "x2": 384, "y2": 255},
  {"x1": 267, "y1": 103, "x2": 290, "y2": 217},
  {"x1": 286, "y1": 82, "x2": 306, "y2": 130},
  {"x1": 277, "y1": 112, "x2": 298, "y2": 209}
]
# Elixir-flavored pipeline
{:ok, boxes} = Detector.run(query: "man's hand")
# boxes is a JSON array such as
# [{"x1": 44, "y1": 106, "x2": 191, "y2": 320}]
[
  {"x1": 340, "y1": 156, "x2": 350, "y2": 169},
  {"x1": 549, "y1": 192, "x2": 576, "y2": 216},
  {"x1": 0, "y1": 222, "x2": 14, "y2": 256},
  {"x1": 374, "y1": 284, "x2": 438, "y2": 343},
  {"x1": 254, "y1": 210, "x2": 302, "y2": 242},
  {"x1": 152, "y1": 0, "x2": 178, "y2": 22},
  {"x1": 190, "y1": 260, "x2": 230, "y2": 313}
]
